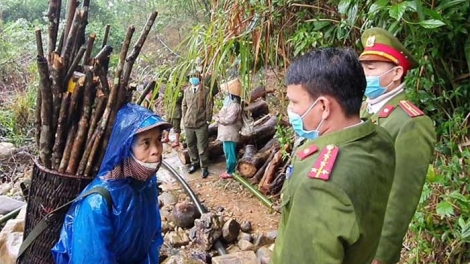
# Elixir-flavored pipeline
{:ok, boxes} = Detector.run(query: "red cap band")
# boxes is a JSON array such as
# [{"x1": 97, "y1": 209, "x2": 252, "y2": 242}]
[{"x1": 361, "y1": 43, "x2": 412, "y2": 73}]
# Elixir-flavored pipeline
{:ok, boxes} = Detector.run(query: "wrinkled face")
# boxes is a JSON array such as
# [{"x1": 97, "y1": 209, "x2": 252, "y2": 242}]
[
  {"x1": 361, "y1": 61, "x2": 396, "y2": 87},
  {"x1": 286, "y1": 84, "x2": 322, "y2": 131},
  {"x1": 131, "y1": 127, "x2": 163, "y2": 163}
]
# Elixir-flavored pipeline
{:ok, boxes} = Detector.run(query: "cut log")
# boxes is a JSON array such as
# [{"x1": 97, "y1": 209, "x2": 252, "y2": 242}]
[
  {"x1": 244, "y1": 99, "x2": 269, "y2": 120},
  {"x1": 237, "y1": 138, "x2": 279, "y2": 178},
  {"x1": 258, "y1": 149, "x2": 284, "y2": 194},
  {"x1": 241, "y1": 114, "x2": 278, "y2": 146},
  {"x1": 177, "y1": 140, "x2": 224, "y2": 165},
  {"x1": 251, "y1": 150, "x2": 276, "y2": 184},
  {"x1": 249, "y1": 85, "x2": 266, "y2": 102}
]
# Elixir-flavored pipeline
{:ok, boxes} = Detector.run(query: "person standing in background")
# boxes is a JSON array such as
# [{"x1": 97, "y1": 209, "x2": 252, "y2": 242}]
[
  {"x1": 358, "y1": 27, "x2": 436, "y2": 264},
  {"x1": 182, "y1": 70, "x2": 213, "y2": 178},
  {"x1": 217, "y1": 78, "x2": 243, "y2": 179}
]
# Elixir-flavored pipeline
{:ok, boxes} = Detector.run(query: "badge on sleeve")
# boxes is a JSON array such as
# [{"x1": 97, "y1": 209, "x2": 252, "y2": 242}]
[
  {"x1": 286, "y1": 165, "x2": 293, "y2": 180},
  {"x1": 308, "y1": 145, "x2": 339, "y2": 181},
  {"x1": 296, "y1": 145, "x2": 318, "y2": 161}
]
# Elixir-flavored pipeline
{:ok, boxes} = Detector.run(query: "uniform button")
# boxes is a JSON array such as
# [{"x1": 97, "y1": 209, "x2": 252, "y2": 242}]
[{"x1": 303, "y1": 149, "x2": 309, "y2": 154}]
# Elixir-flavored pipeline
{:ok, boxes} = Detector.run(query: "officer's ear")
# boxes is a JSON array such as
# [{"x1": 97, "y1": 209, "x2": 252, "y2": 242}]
[
  {"x1": 392, "y1": 66, "x2": 404, "y2": 82},
  {"x1": 318, "y1": 96, "x2": 331, "y2": 120}
]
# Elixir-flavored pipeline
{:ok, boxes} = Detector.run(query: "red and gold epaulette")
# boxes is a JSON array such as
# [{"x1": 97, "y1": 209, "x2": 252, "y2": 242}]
[
  {"x1": 308, "y1": 145, "x2": 339, "y2": 181},
  {"x1": 296, "y1": 145, "x2": 318, "y2": 161},
  {"x1": 378, "y1": 105, "x2": 396, "y2": 118},
  {"x1": 398, "y1": 100, "x2": 424, "y2": 118}
]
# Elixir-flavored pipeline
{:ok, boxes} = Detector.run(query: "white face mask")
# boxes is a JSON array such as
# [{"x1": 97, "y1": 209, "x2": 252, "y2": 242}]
[{"x1": 130, "y1": 153, "x2": 162, "y2": 170}]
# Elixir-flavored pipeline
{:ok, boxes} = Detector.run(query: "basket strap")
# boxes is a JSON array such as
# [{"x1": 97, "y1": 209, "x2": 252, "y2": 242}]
[{"x1": 18, "y1": 186, "x2": 113, "y2": 258}]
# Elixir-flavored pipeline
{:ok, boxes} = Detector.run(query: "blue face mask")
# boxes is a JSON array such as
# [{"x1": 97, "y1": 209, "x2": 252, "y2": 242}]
[
  {"x1": 287, "y1": 98, "x2": 324, "y2": 139},
  {"x1": 189, "y1": 77, "x2": 200, "y2": 86},
  {"x1": 365, "y1": 67, "x2": 395, "y2": 99},
  {"x1": 223, "y1": 95, "x2": 232, "y2": 107}
]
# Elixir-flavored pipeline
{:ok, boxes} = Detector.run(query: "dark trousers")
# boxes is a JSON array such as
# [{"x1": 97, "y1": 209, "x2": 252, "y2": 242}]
[{"x1": 185, "y1": 124, "x2": 209, "y2": 168}]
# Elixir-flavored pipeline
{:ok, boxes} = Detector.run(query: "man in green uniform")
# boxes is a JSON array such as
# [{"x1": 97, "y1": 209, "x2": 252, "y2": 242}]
[
  {"x1": 359, "y1": 28, "x2": 436, "y2": 264},
  {"x1": 270, "y1": 48, "x2": 396, "y2": 263},
  {"x1": 182, "y1": 71, "x2": 213, "y2": 178}
]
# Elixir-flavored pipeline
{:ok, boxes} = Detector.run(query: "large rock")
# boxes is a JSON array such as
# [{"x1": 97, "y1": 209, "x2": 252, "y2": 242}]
[
  {"x1": 0, "y1": 196, "x2": 25, "y2": 215},
  {"x1": 189, "y1": 213, "x2": 222, "y2": 251},
  {"x1": 159, "y1": 192, "x2": 178, "y2": 207},
  {"x1": 161, "y1": 250, "x2": 210, "y2": 264},
  {"x1": 164, "y1": 227, "x2": 190, "y2": 247},
  {"x1": 238, "y1": 239, "x2": 256, "y2": 251},
  {"x1": 253, "y1": 232, "x2": 275, "y2": 249},
  {"x1": 256, "y1": 246, "x2": 272, "y2": 264},
  {"x1": 222, "y1": 218, "x2": 240, "y2": 243},
  {"x1": 0, "y1": 206, "x2": 26, "y2": 264},
  {"x1": 0, "y1": 142, "x2": 16, "y2": 160},
  {"x1": 238, "y1": 232, "x2": 252, "y2": 242},
  {"x1": 240, "y1": 221, "x2": 251, "y2": 232},
  {"x1": 172, "y1": 201, "x2": 200, "y2": 228},
  {"x1": 212, "y1": 251, "x2": 260, "y2": 264}
]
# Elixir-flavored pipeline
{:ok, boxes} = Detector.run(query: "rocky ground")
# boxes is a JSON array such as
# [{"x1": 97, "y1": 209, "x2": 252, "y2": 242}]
[{"x1": 0, "y1": 135, "x2": 281, "y2": 264}]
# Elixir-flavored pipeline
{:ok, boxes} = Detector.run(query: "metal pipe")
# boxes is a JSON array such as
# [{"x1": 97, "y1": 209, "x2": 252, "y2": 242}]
[{"x1": 161, "y1": 160, "x2": 228, "y2": 255}]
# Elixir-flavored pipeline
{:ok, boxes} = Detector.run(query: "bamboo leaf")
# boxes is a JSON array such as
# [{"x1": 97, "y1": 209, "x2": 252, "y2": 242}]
[
  {"x1": 438, "y1": 0, "x2": 467, "y2": 11},
  {"x1": 436, "y1": 201, "x2": 454, "y2": 218},
  {"x1": 418, "y1": 19, "x2": 446, "y2": 29},
  {"x1": 389, "y1": 2, "x2": 411, "y2": 21}
]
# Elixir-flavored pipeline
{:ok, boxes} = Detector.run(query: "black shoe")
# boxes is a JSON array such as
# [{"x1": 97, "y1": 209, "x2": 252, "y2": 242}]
[
  {"x1": 202, "y1": 168, "x2": 209, "y2": 178},
  {"x1": 188, "y1": 164, "x2": 200, "y2": 174}
]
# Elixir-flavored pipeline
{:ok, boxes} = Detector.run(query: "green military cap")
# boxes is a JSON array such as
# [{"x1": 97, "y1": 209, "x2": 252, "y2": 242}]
[{"x1": 359, "y1": 27, "x2": 418, "y2": 74}]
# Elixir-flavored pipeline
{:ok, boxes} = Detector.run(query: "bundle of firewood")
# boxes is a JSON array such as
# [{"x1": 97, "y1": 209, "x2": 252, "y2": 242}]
[
  {"x1": 177, "y1": 87, "x2": 292, "y2": 196},
  {"x1": 34, "y1": 0, "x2": 158, "y2": 177}
]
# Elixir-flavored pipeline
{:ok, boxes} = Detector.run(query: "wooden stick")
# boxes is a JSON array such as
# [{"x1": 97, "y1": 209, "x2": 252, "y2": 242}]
[
  {"x1": 101, "y1": 24, "x2": 111, "y2": 48},
  {"x1": 83, "y1": 33, "x2": 96, "y2": 66},
  {"x1": 51, "y1": 93, "x2": 71, "y2": 170},
  {"x1": 37, "y1": 56, "x2": 53, "y2": 168},
  {"x1": 87, "y1": 89, "x2": 107, "y2": 141},
  {"x1": 35, "y1": 28, "x2": 44, "y2": 57},
  {"x1": 115, "y1": 26, "x2": 135, "y2": 109},
  {"x1": 63, "y1": 0, "x2": 78, "y2": 51},
  {"x1": 78, "y1": 128, "x2": 98, "y2": 176},
  {"x1": 46, "y1": 0, "x2": 61, "y2": 58},
  {"x1": 118, "y1": 11, "x2": 159, "y2": 107},
  {"x1": 66, "y1": 76, "x2": 85, "y2": 130},
  {"x1": 34, "y1": 87, "x2": 42, "y2": 149},
  {"x1": 95, "y1": 64, "x2": 110, "y2": 93},
  {"x1": 83, "y1": 26, "x2": 135, "y2": 176},
  {"x1": 61, "y1": 9, "x2": 81, "y2": 72},
  {"x1": 86, "y1": 26, "x2": 135, "y2": 175},
  {"x1": 94, "y1": 45, "x2": 113, "y2": 63},
  {"x1": 64, "y1": 45, "x2": 86, "y2": 87},
  {"x1": 56, "y1": 30, "x2": 64, "y2": 53},
  {"x1": 50, "y1": 52, "x2": 64, "y2": 137},
  {"x1": 58, "y1": 123, "x2": 77, "y2": 173},
  {"x1": 136, "y1": 80, "x2": 156, "y2": 105},
  {"x1": 71, "y1": 7, "x2": 88, "y2": 63},
  {"x1": 66, "y1": 68, "x2": 94, "y2": 174}
]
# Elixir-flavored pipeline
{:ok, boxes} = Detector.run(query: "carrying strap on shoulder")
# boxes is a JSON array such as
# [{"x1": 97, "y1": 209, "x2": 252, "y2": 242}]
[{"x1": 18, "y1": 186, "x2": 113, "y2": 258}]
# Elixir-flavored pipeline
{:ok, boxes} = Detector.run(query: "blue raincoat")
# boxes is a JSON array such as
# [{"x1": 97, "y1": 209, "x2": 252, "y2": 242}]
[{"x1": 52, "y1": 103, "x2": 165, "y2": 264}]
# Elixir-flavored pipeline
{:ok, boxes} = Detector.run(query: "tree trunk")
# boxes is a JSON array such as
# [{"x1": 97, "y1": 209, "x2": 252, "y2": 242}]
[
  {"x1": 237, "y1": 138, "x2": 280, "y2": 178},
  {"x1": 259, "y1": 149, "x2": 283, "y2": 194},
  {"x1": 249, "y1": 85, "x2": 266, "y2": 102},
  {"x1": 244, "y1": 99, "x2": 269, "y2": 120},
  {"x1": 241, "y1": 114, "x2": 278, "y2": 146}
]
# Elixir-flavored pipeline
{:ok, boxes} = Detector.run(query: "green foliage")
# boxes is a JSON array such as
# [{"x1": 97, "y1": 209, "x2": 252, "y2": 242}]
[{"x1": 274, "y1": 119, "x2": 294, "y2": 161}]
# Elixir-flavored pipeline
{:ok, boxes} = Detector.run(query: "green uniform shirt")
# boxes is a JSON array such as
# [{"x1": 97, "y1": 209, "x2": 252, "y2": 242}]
[
  {"x1": 361, "y1": 92, "x2": 436, "y2": 263},
  {"x1": 271, "y1": 121, "x2": 396, "y2": 264},
  {"x1": 182, "y1": 86, "x2": 213, "y2": 129}
]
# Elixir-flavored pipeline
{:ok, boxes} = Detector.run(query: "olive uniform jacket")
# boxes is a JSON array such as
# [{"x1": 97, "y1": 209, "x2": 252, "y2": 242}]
[
  {"x1": 167, "y1": 88, "x2": 184, "y2": 119},
  {"x1": 361, "y1": 92, "x2": 436, "y2": 263},
  {"x1": 270, "y1": 121, "x2": 395, "y2": 264},
  {"x1": 182, "y1": 86, "x2": 213, "y2": 129}
]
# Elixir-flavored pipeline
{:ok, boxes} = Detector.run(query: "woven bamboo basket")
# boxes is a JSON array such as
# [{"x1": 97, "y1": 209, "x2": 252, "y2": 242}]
[{"x1": 17, "y1": 160, "x2": 92, "y2": 264}]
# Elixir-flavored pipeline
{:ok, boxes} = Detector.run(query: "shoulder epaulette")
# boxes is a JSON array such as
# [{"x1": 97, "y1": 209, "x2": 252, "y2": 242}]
[
  {"x1": 398, "y1": 100, "x2": 424, "y2": 118},
  {"x1": 378, "y1": 105, "x2": 396, "y2": 118},
  {"x1": 308, "y1": 145, "x2": 339, "y2": 181},
  {"x1": 296, "y1": 144, "x2": 318, "y2": 161}
]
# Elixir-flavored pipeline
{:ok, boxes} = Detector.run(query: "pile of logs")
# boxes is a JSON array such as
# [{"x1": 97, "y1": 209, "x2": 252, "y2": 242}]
[
  {"x1": 177, "y1": 88, "x2": 291, "y2": 196},
  {"x1": 35, "y1": 0, "x2": 158, "y2": 177}
]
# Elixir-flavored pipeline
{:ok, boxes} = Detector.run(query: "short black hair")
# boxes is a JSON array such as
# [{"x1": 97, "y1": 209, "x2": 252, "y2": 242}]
[{"x1": 286, "y1": 48, "x2": 366, "y2": 117}]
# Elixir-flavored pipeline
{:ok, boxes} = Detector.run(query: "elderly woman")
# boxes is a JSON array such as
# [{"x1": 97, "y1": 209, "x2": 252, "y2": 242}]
[
  {"x1": 217, "y1": 79, "x2": 243, "y2": 179},
  {"x1": 52, "y1": 103, "x2": 171, "y2": 263}
]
